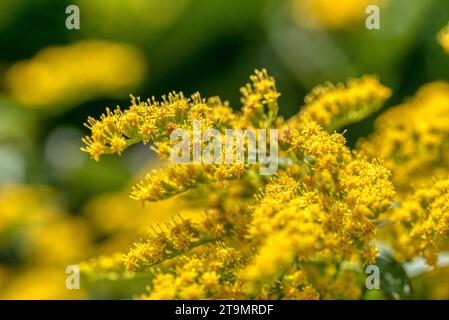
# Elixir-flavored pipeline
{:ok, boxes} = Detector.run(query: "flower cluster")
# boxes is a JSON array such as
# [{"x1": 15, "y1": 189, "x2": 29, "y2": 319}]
[
  {"x1": 139, "y1": 243, "x2": 245, "y2": 299},
  {"x1": 81, "y1": 70, "x2": 279, "y2": 162},
  {"x1": 78, "y1": 69, "x2": 416, "y2": 299},
  {"x1": 358, "y1": 82, "x2": 449, "y2": 191},
  {"x1": 242, "y1": 121, "x2": 395, "y2": 290},
  {"x1": 299, "y1": 75, "x2": 391, "y2": 131},
  {"x1": 82, "y1": 69, "x2": 280, "y2": 202},
  {"x1": 290, "y1": 0, "x2": 386, "y2": 30}
]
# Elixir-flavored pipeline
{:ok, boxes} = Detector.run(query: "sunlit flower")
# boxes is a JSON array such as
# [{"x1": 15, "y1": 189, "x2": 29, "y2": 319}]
[
  {"x1": 299, "y1": 75, "x2": 391, "y2": 131},
  {"x1": 358, "y1": 82, "x2": 449, "y2": 191}
]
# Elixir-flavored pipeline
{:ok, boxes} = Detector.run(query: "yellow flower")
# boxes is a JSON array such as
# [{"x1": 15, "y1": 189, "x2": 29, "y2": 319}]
[
  {"x1": 0, "y1": 184, "x2": 91, "y2": 299},
  {"x1": 240, "y1": 69, "x2": 280, "y2": 128},
  {"x1": 359, "y1": 81, "x2": 449, "y2": 191},
  {"x1": 299, "y1": 75, "x2": 391, "y2": 131},
  {"x1": 79, "y1": 252, "x2": 126, "y2": 281},
  {"x1": 5, "y1": 40, "x2": 146, "y2": 111},
  {"x1": 437, "y1": 22, "x2": 449, "y2": 54},
  {"x1": 80, "y1": 69, "x2": 401, "y2": 300}
]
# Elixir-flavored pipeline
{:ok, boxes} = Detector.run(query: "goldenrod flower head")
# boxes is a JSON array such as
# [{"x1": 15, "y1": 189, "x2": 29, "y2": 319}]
[
  {"x1": 79, "y1": 69, "x2": 401, "y2": 300},
  {"x1": 379, "y1": 179, "x2": 449, "y2": 266},
  {"x1": 358, "y1": 81, "x2": 449, "y2": 190},
  {"x1": 301, "y1": 75, "x2": 391, "y2": 131},
  {"x1": 139, "y1": 243, "x2": 245, "y2": 300},
  {"x1": 82, "y1": 70, "x2": 282, "y2": 204},
  {"x1": 0, "y1": 184, "x2": 90, "y2": 265},
  {"x1": 240, "y1": 69, "x2": 280, "y2": 128},
  {"x1": 123, "y1": 213, "x2": 239, "y2": 271},
  {"x1": 282, "y1": 113, "x2": 352, "y2": 171},
  {"x1": 124, "y1": 216, "x2": 200, "y2": 271}
]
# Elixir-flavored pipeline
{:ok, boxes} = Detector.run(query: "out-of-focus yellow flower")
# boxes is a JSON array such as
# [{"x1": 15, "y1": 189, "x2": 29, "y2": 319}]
[
  {"x1": 78, "y1": 252, "x2": 126, "y2": 281},
  {"x1": 130, "y1": 163, "x2": 247, "y2": 202},
  {"x1": 0, "y1": 184, "x2": 92, "y2": 299},
  {"x1": 290, "y1": 0, "x2": 385, "y2": 30},
  {"x1": 437, "y1": 22, "x2": 449, "y2": 54},
  {"x1": 0, "y1": 268, "x2": 85, "y2": 300},
  {"x1": 411, "y1": 266, "x2": 449, "y2": 299},
  {"x1": 359, "y1": 81, "x2": 449, "y2": 191},
  {"x1": 0, "y1": 184, "x2": 91, "y2": 265},
  {"x1": 5, "y1": 40, "x2": 146, "y2": 111}
]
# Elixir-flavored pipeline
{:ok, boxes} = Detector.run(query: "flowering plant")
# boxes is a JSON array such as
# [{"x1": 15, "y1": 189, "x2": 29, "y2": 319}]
[{"x1": 79, "y1": 68, "x2": 449, "y2": 299}]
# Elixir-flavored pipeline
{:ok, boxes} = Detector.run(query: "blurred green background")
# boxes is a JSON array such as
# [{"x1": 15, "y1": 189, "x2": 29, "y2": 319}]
[{"x1": 1, "y1": 0, "x2": 449, "y2": 299}]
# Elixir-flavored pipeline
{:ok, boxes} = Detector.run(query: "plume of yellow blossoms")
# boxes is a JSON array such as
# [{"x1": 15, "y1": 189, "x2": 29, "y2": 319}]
[
  {"x1": 138, "y1": 243, "x2": 245, "y2": 299},
  {"x1": 299, "y1": 75, "x2": 391, "y2": 131},
  {"x1": 80, "y1": 69, "x2": 449, "y2": 299},
  {"x1": 359, "y1": 82, "x2": 449, "y2": 191},
  {"x1": 123, "y1": 214, "x2": 232, "y2": 271}
]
